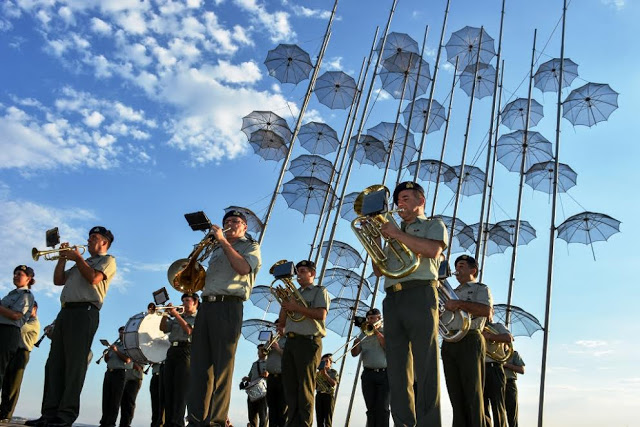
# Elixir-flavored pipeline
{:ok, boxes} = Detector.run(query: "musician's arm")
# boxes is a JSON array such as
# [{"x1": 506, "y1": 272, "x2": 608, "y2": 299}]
[
  {"x1": 351, "y1": 337, "x2": 362, "y2": 357},
  {"x1": 446, "y1": 301, "x2": 491, "y2": 318},
  {"x1": 504, "y1": 362, "x2": 525, "y2": 375}
]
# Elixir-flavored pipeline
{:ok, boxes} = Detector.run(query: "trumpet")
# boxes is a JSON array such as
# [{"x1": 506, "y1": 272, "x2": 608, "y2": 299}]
[
  {"x1": 261, "y1": 331, "x2": 282, "y2": 355},
  {"x1": 484, "y1": 324, "x2": 514, "y2": 363},
  {"x1": 147, "y1": 303, "x2": 185, "y2": 316},
  {"x1": 32, "y1": 245, "x2": 87, "y2": 261}
]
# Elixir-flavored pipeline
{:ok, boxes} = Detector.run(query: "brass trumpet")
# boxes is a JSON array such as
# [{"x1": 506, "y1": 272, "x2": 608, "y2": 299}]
[
  {"x1": 362, "y1": 319, "x2": 383, "y2": 336},
  {"x1": 32, "y1": 245, "x2": 87, "y2": 261},
  {"x1": 261, "y1": 331, "x2": 282, "y2": 355},
  {"x1": 484, "y1": 324, "x2": 514, "y2": 363},
  {"x1": 147, "y1": 303, "x2": 185, "y2": 316}
]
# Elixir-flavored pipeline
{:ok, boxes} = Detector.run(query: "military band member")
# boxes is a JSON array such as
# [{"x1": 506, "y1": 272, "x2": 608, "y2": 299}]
[
  {"x1": 27, "y1": 226, "x2": 116, "y2": 427},
  {"x1": 314, "y1": 353, "x2": 338, "y2": 427},
  {"x1": 265, "y1": 321, "x2": 287, "y2": 427},
  {"x1": 441, "y1": 255, "x2": 492, "y2": 427},
  {"x1": 149, "y1": 362, "x2": 165, "y2": 427},
  {"x1": 119, "y1": 363, "x2": 144, "y2": 427},
  {"x1": 187, "y1": 211, "x2": 261, "y2": 427},
  {"x1": 242, "y1": 344, "x2": 268, "y2": 427},
  {"x1": 160, "y1": 293, "x2": 198, "y2": 427},
  {"x1": 350, "y1": 308, "x2": 389, "y2": 427},
  {"x1": 483, "y1": 318, "x2": 512, "y2": 427},
  {"x1": 503, "y1": 350, "x2": 525, "y2": 427},
  {"x1": 99, "y1": 327, "x2": 131, "y2": 427},
  {"x1": 375, "y1": 181, "x2": 448, "y2": 426},
  {"x1": 278, "y1": 260, "x2": 330, "y2": 427}
]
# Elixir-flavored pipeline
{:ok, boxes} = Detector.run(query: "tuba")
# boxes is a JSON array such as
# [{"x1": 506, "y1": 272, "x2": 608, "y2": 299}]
[
  {"x1": 269, "y1": 260, "x2": 308, "y2": 322},
  {"x1": 437, "y1": 278, "x2": 472, "y2": 342},
  {"x1": 484, "y1": 324, "x2": 514, "y2": 363},
  {"x1": 350, "y1": 185, "x2": 420, "y2": 279}
]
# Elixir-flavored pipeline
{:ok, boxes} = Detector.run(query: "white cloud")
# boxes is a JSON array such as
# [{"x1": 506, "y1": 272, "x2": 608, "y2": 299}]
[
  {"x1": 323, "y1": 56, "x2": 343, "y2": 71},
  {"x1": 232, "y1": 0, "x2": 295, "y2": 42},
  {"x1": 290, "y1": 5, "x2": 332, "y2": 20},
  {"x1": 84, "y1": 111, "x2": 105, "y2": 127},
  {"x1": 601, "y1": 0, "x2": 626, "y2": 10},
  {"x1": 91, "y1": 17, "x2": 112, "y2": 35},
  {"x1": 205, "y1": 60, "x2": 262, "y2": 84},
  {"x1": 115, "y1": 10, "x2": 147, "y2": 34},
  {"x1": 58, "y1": 6, "x2": 75, "y2": 26}
]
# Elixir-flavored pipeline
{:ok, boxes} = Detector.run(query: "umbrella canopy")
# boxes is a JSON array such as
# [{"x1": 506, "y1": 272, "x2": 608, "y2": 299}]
[
  {"x1": 493, "y1": 304, "x2": 543, "y2": 337},
  {"x1": 288, "y1": 154, "x2": 334, "y2": 182},
  {"x1": 557, "y1": 211, "x2": 621, "y2": 260},
  {"x1": 457, "y1": 222, "x2": 512, "y2": 256},
  {"x1": 445, "y1": 26, "x2": 496, "y2": 69},
  {"x1": 496, "y1": 130, "x2": 554, "y2": 173},
  {"x1": 494, "y1": 219, "x2": 537, "y2": 247},
  {"x1": 367, "y1": 122, "x2": 417, "y2": 171},
  {"x1": 501, "y1": 98, "x2": 544, "y2": 130},
  {"x1": 408, "y1": 159, "x2": 455, "y2": 184},
  {"x1": 248, "y1": 129, "x2": 288, "y2": 162},
  {"x1": 459, "y1": 63, "x2": 496, "y2": 100},
  {"x1": 339, "y1": 191, "x2": 360, "y2": 223},
  {"x1": 282, "y1": 176, "x2": 334, "y2": 217},
  {"x1": 562, "y1": 82, "x2": 619, "y2": 127},
  {"x1": 248, "y1": 285, "x2": 281, "y2": 315},
  {"x1": 533, "y1": 58, "x2": 579, "y2": 93},
  {"x1": 377, "y1": 32, "x2": 419, "y2": 61},
  {"x1": 379, "y1": 52, "x2": 431, "y2": 100},
  {"x1": 326, "y1": 297, "x2": 371, "y2": 337},
  {"x1": 352, "y1": 134, "x2": 387, "y2": 168},
  {"x1": 223, "y1": 206, "x2": 264, "y2": 236},
  {"x1": 434, "y1": 215, "x2": 468, "y2": 255},
  {"x1": 241, "y1": 110, "x2": 292, "y2": 142},
  {"x1": 321, "y1": 240, "x2": 364, "y2": 269},
  {"x1": 241, "y1": 319, "x2": 277, "y2": 345},
  {"x1": 402, "y1": 98, "x2": 446, "y2": 134},
  {"x1": 525, "y1": 161, "x2": 578, "y2": 194},
  {"x1": 444, "y1": 165, "x2": 486, "y2": 196},
  {"x1": 298, "y1": 121, "x2": 339, "y2": 156},
  {"x1": 264, "y1": 43, "x2": 313, "y2": 85},
  {"x1": 314, "y1": 71, "x2": 357, "y2": 110},
  {"x1": 323, "y1": 267, "x2": 372, "y2": 300}
]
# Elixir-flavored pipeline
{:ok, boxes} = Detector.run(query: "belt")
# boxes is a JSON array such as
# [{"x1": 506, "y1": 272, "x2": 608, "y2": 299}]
[
  {"x1": 385, "y1": 279, "x2": 436, "y2": 294},
  {"x1": 171, "y1": 341, "x2": 191, "y2": 347},
  {"x1": 507, "y1": 378, "x2": 517, "y2": 382},
  {"x1": 61, "y1": 302, "x2": 99, "y2": 310},
  {"x1": 364, "y1": 367, "x2": 386, "y2": 373},
  {"x1": 486, "y1": 361, "x2": 504, "y2": 368},
  {"x1": 202, "y1": 295, "x2": 243, "y2": 303},
  {"x1": 107, "y1": 368, "x2": 125, "y2": 372},
  {"x1": 269, "y1": 373, "x2": 281, "y2": 377},
  {"x1": 286, "y1": 332, "x2": 319, "y2": 340}
]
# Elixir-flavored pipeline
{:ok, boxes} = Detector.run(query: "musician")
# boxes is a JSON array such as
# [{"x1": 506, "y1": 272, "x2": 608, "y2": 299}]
[
  {"x1": 375, "y1": 181, "x2": 448, "y2": 426},
  {"x1": 0, "y1": 300, "x2": 39, "y2": 422},
  {"x1": 314, "y1": 353, "x2": 338, "y2": 427},
  {"x1": 441, "y1": 255, "x2": 492, "y2": 427},
  {"x1": 242, "y1": 344, "x2": 268, "y2": 427},
  {"x1": 350, "y1": 308, "x2": 389, "y2": 427},
  {"x1": 27, "y1": 226, "x2": 116, "y2": 427},
  {"x1": 277, "y1": 260, "x2": 330, "y2": 427},
  {"x1": 119, "y1": 362, "x2": 144, "y2": 427},
  {"x1": 0, "y1": 265, "x2": 35, "y2": 398},
  {"x1": 187, "y1": 211, "x2": 261, "y2": 427},
  {"x1": 160, "y1": 293, "x2": 198, "y2": 427},
  {"x1": 482, "y1": 317, "x2": 512, "y2": 427},
  {"x1": 265, "y1": 321, "x2": 287, "y2": 427},
  {"x1": 99, "y1": 326, "x2": 131, "y2": 427},
  {"x1": 503, "y1": 350, "x2": 525, "y2": 427},
  {"x1": 149, "y1": 362, "x2": 165, "y2": 427}
]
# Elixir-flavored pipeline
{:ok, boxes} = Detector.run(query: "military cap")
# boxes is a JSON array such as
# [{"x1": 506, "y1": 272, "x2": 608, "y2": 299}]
[
  {"x1": 366, "y1": 308, "x2": 381, "y2": 317},
  {"x1": 14, "y1": 265, "x2": 35, "y2": 277},
  {"x1": 455, "y1": 254, "x2": 478, "y2": 269},
  {"x1": 182, "y1": 292, "x2": 199, "y2": 302},
  {"x1": 89, "y1": 226, "x2": 114, "y2": 244},
  {"x1": 296, "y1": 260, "x2": 316, "y2": 271},
  {"x1": 393, "y1": 181, "x2": 425, "y2": 205},
  {"x1": 223, "y1": 210, "x2": 247, "y2": 224}
]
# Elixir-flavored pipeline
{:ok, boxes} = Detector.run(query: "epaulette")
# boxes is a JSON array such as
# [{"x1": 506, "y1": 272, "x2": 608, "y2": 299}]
[{"x1": 476, "y1": 282, "x2": 487, "y2": 287}]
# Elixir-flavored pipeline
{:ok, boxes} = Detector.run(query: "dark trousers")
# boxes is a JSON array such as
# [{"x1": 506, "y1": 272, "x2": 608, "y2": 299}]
[
  {"x1": 163, "y1": 346, "x2": 191, "y2": 427},
  {"x1": 150, "y1": 367, "x2": 165, "y2": 427},
  {"x1": 100, "y1": 369, "x2": 127, "y2": 427},
  {"x1": 42, "y1": 305, "x2": 99, "y2": 425},
  {"x1": 383, "y1": 282, "x2": 441, "y2": 427},
  {"x1": 484, "y1": 363, "x2": 507, "y2": 427},
  {"x1": 267, "y1": 374, "x2": 287, "y2": 427},
  {"x1": 314, "y1": 392, "x2": 334, "y2": 427},
  {"x1": 282, "y1": 335, "x2": 321, "y2": 427},
  {"x1": 361, "y1": 368, "x2": 390, "y2": 427},
  {"x1": 0, "y1": 325, "x2": 21, "y2": 392},
  {"x1": 187, "y1": 301, "x2": 242, "y2": 426},
  {"x1": 442, "y1": 331, "x2": 486, "y2": 427},
  {"x1": 504, "y1": 379, "x2": 518, "y2": 427},
  {"x1": 0, "y1": 348, "x2": 30, "y2": 419},
  {"x1": 247, "y1": 397, "x2": 267, "y2": 427},
  {"x1": 120, "y1": 377, "x2": 142, "y2": 427}
]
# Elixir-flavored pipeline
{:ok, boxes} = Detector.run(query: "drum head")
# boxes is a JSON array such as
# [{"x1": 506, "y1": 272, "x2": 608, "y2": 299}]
[{"x1": 123, "y1": 313, "x2": 170, "y2": 364}]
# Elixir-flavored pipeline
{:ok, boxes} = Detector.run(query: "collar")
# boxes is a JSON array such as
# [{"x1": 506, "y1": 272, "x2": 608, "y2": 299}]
[
  {"x1": 14, "y1": 287, "x2": 30, "y2": 293},
  {"x1": 401, "y1": 213, "x2": 428, "y2": 226}
]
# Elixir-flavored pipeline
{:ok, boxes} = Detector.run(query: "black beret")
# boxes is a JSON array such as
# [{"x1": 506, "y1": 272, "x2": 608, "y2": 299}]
[
  {"x1": 90, "y1": 226, "x2": 114, "y2": 244},
  {"x1": 393, "y1": 181, "x2": 425, "y2": 205},
  {"x1": 455, "y1": 254, "x2": 478, "y2": 269},
  {"x1": 366, "y1": 308, "x2": 381, "y2": 316},
  {"x1": 296, "y1": 260, "x2": 316, "y2": 271},
  {"x1": 223, "y1": 210, "x2": 247, "y2": 224},
  {"x1": 182, "y1": 292, "x2": 199, "y2": 302},
  {"x1": 14, "y1": 265, "x2": 35, "y2": 277}
]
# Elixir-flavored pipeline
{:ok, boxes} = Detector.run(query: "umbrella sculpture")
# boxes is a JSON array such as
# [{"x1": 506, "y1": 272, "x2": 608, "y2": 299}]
[
  {"x1": 282, "y1": 176, "x2": 334, "y2": 217},
  {"x1": 445, "y1": 26, "x2": 496, "y2": 69},
  {"x1": 241, "y1": 110, "x2": 292, "y2": 142},
  {"x1": 501, "y1": 98, "x2": 545, "y2": 130},
  {"x1": 525, "y1": 161, "x2": 578, "y2": 194},
  {"x1": 313, "y1": 71, "x2": 358, "y2": 110},
  {"x1": 377, "y1": 31, "x2": 420, "y2": 61},
  {"x1": 352, "y1": 134, "x2": 387, "y2": 168},
  {"x1": 248, "y1": 129, "x2": 288, "y2": 162},
  {"x1": 457, "y1": 223, "x2": 512, "y2": 256},
  {"x1": 223, "y1": 206, "x2": 264, "y2": 236},
  {"x1": 556, "y1": 211, "x2": 621, "y2": 260},
  {"x1": 444, "y1": 165, "x2": 486, "y2": 196},
  {"x1": 320, "y1": 240, "x2": 364, "y2": 269},
  {"x1": 379, "y1": 52, "x2": 431, "y2": 100},
  {"x1": 562, "y1": 82, "x2": 619, "y2": 127},
  {"x1": 496, "y1": 130, "x2": 554, "y2": 173},
  {"x1": 367, "y1": 122, "x2": 417, "y2": 171},
  {"x1": 288, "y1": 154, "x2": 334, "y2": 183},
  {"x1": 459, "y1": 63, "x2": 496, "y2": 100},
  {"x1": 433, "y1": 215, "x2": 469, "y2": 255},
  {"x1": 408, "y1": 159, "x2": 455, "y2": 184},
  {"x1": 323, "y1": 267, "x2": 372, "y2": 300},
  {"x1": 326, "y1": 297, "x2": 371, "y2": 337},
  {"x1": 241, "y1": 319, "x2": 277, "y2": 346},
  {"x1": 248, "y1": 285, "x2": 281, "y2": 316},
  {"x1": 402, "y1": 98, "x2": 447, "y2": 134},
  {"x1": 533, "y1": 58, "x2": 579, "y2": 93},
  {"x1": 298, "y1": 121, "x2": 340, "y2": 156},
  {"x1": 339, "y1": 191, "x2": 361, "y2": 223},
  {"x1": 493, "y1": 304, "x2": 543, "y2": 337},
  {"x1": 494, "y1": 219, "x2": 537, "y2": 247},
  {"x1": 264, "y1": 43, "x2": 313, "y2": 85}
]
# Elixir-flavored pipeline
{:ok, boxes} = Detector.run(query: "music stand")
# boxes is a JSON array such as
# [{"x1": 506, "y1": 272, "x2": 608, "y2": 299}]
[
  {"x1": 46, "y1": 227, "x2": 60, "y2": 248},
  {"x1": 185, "y1": 211, "x2": 212, "y2": 232},
  {"x1": 153, "y1": 287, "x2": 169, "y2": 306},
  {"x1": 258, "y1": 330, "x2": 272, "y2": 342},
  {"x1": 361, "y1": 189, "x2": 389, "y2": 216},
  {"x1": 272, "y1": 261, "x2": 296, "y2": 279}
]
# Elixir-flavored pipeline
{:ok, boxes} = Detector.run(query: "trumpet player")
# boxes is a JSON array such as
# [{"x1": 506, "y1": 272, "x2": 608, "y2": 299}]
[
  {"x1": 278, "y1": 260, "x2": 330, "y2": 427},
  {"x1": 482, "y1": 312, "x2": 512, "y2": 427},
  {"x1": 350, "y1": 308, "x2": 389, "y2": 427},
  {"x1": 442, "y1": 255, "x2": 492, "y2": 427},
  {"x1": 265, "y1": 320, "x2": 287, "y2": 427},
  {"x1": 314, "y1": 353, "x2": 338, "y2": 427},
  {"x1": 99, "y1": 326, "x2": 131, "y2": 427},
  {"x1": 375, "y1": 181, "x2": 448, "y2": 427},
  {"x1": 187, "y1": 211, "x2": 261, "y2": 427}
]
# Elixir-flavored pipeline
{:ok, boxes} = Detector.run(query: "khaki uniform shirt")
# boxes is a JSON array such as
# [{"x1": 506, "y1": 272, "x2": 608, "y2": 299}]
[
  {"x1": 202, "y1": 236, "x2": 261, "y2": 301},
  {"x1": 384, "y1": 215, "x2": 449, "y2": 289},
  {"x1": 505, "y1": 350, "x2": 525, "y2": 380},
  {"x1": 357, "y1": 328, "x2": 387, "y2": 369},
  {"x1": 265, "y1": 336, "x2": 286, "y2": 374},
  {"x1": 316, "y1": 368, "x2": 339, "y2": 394},
  {"x1": 20, "y1": 316, "x2": 41, "y2": 351},
  {"x1": 106, "y1": 341, "x2": 128, "y2": 370},
  {"x1": 164, "y1": 312, "x2": 196, "y2": 343},
  {"x1": 60, "y1": 254, "x2": 117, "y2": 309},
  {"x1": 247, "y1": 359, "x2": 267, "y2": 382},
  {"x1": 284, "y1": 285, "x2": 330, "y2": 337},
  {"x1": 0, "y1": 288, "x2": 34, "y2": 328},
  {"x1": 485, "y1": 321, "x2": 511, "y2": 363},
  {"x1": 451, "y1": 281, "x2": 492, "y2": 331}
]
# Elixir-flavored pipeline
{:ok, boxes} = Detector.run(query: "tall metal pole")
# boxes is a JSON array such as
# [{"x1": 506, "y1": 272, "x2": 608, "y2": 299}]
[{"x1": 538, "y1": 1, "x2": 567, "y2": 425}]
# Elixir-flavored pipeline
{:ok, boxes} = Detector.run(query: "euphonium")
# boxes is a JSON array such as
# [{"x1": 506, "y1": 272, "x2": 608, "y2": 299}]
[
  {"x1": 269, "y1": 260, "x2": 308, "y2": 322},
  {"x1": 350, "y1": 185, "x2": 420, "y2": 279},
  {"x1": 484, "y1": 324, "x2": 514, "y2": 363},
  {"x1": 437, "y1": 279, "x2": 472, "y2": 342},
  {"x1": 32, "y1": 245, "x2": 87, "y2": 261},
  {"x1": 362, "y1": 319, "x2": 383, "y2": 336}
]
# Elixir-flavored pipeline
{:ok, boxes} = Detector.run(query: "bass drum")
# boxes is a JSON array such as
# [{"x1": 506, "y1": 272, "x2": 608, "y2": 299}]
[{"x1": 122, "y1": 313, "x2": 170, "y2": 364}]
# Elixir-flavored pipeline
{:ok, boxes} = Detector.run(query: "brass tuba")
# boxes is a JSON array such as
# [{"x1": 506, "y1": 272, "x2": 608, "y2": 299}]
[
  {"x1": 269, "y1": 260, "x2": 308, "y2": 322},
  {"x1": 437, "y1": 279, "x2": 472, "y2": 342},
  {"x1": 350, "y1": 185, "x2": 420, "y2": 279},
  {"x1": 484, "y1": 324, "x2": 514, "y2": 363}
]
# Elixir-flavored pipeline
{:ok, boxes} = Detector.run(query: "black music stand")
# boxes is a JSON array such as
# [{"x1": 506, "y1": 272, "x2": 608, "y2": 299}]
[
  {"x1": 185, "y1": 211, "x2": 212, "y2": 232},
  {"x1": 361, "y1": 189, "x2": 389, "y2": 216},
  {"x1": 271, "y1": 261, "x2": 296, "y2": 279},
  {"x1": 46, "y1": 227, "x2": 60, "y2": 248}
]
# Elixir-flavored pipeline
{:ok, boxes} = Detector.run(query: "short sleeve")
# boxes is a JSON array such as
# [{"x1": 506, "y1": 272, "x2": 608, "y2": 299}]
[
  {"x1": 425, "y1": 218, "x2": 449, "y2": 249},
  {"x1": 93, "y1": 255, "x2": 117, "y2": 281}
]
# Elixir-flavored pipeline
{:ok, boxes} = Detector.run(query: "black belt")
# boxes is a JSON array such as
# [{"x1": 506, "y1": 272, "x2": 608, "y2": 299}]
[
  {"x1": 107, "y1": 368, "x2": 125, "y2": 372},
  {"x1": 269, "y1": 373, "x2": 281, "y2": 377},
  {"x1": 385, "y1": 279, "x2": 436, "y2": 294},
  {"x1": 171, "y1": 341, "x2": 191, "y2": 347},
  {"x1": 61, "y1": 302, "x2": 99, "y2": 310},
  {"x1": 507, "y1": 378, "x2": 517, "y2": 382},
  {"x1": 202, "y1": 295, "x2": 243, "y2": 303},
  {"x1": 486, "y1": 361, "x2": 504, "y2": 368},
  {"x1": 286, "y1": 332, "x2": 319, "y2": 340},
  {"x1": 364, "y1": 367, "x2": 386, "y2": 373}
]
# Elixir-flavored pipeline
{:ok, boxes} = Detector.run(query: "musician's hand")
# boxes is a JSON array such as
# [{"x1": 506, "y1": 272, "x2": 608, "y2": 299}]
[
  {"x1": 261, "y1": 371, "x2": 269, "y2": 378},
  {"x1": 272, "y1": 341, "x2": 281, "y2": 351},
  {"x1": 44, "y1": 325, "x2": 54, "y2": 338},
  {"x1": 444, "y1": 300, "x2": 460, "y2": 311},
  {"x1": 167, "y1": 303, "x2": 178, "y2": 317},
  {"x1": 380, "y1": 221, "x2": 401, "y2": 239},
  {"x1": 280, "y1": 300, "x2": 301, "y2": 313},
  {"x1": 242, "y1": 376, "x2": 250, "y2": 382},
  {"x1": 109, "y1": 344, "x2": 117, "y2": 351},
  {"x1": 210, "y1": 225, "x2": 227, "y2": 244}
]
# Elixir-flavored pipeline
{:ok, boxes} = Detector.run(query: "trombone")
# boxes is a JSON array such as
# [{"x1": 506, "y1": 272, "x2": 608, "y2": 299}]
[
  {"x1": 32, "y1": 245, "x2": 87, "y2": 261},
  {"x1": 261, "y1": 331, "x2": 282, "y2": 355}
]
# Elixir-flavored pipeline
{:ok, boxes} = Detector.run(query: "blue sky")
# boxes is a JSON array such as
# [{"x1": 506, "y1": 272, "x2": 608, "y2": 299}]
[{"x1": 0, "y1": 0, "x2": 638, "y2": 426}]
